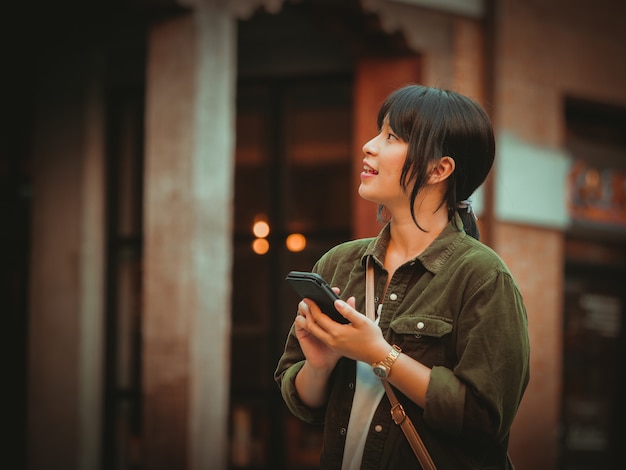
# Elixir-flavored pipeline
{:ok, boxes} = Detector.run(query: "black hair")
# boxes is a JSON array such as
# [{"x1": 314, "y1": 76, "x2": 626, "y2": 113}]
[{"x1": 376, "y1": 84, "x2": 495, "y2": 240}]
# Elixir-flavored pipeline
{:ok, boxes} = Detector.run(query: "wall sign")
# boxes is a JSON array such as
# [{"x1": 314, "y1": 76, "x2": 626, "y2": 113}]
[{"x1": 568, "y1": 160, "x2": 626, "y2": 227}]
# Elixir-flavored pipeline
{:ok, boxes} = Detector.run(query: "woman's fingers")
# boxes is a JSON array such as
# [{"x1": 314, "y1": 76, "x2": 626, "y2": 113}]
[
  {"x1": 333, "y1": 297, "x2": 360, "y2": 323},
  {"x1": 300, "y1": 298, "x2": 342, "y2": 336}
]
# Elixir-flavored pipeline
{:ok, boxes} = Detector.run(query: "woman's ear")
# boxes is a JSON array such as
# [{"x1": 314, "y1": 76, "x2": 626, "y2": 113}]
[{"x1": 428, "y1": 156, "x2": 455, "y2": 184}]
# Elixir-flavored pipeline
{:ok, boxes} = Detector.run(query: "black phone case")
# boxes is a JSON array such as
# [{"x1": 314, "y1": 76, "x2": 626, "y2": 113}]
[{"x1": 285, "y1": 271, "x2": 348, "y2": 324}]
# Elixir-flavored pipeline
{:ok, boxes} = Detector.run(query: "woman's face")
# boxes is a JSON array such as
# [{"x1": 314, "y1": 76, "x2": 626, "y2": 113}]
[{"x1": 358, "y1": 116, "x2": 410, "y2": 208}]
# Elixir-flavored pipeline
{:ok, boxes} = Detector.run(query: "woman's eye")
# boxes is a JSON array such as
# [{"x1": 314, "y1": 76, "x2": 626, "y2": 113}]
[{"x1": 387, "y1": 133, "x2": 396, "y2": 140}]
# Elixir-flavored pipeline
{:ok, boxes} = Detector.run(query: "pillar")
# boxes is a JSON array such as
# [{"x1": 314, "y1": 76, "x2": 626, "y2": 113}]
[
  {"x1": 27, "y1": 48, "x2": 106, "y2": 470},
  {"x1": 142, "y1": 1, "x2": 235, "y2": 469}
]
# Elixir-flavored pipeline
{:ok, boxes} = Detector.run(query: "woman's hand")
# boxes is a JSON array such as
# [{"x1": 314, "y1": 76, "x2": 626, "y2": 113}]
[
  {"x1": 294, "y1": 289, "x2": 344, "y2": 372},
  {"x1": 294, "y1": 287, "x2": 392, "y2": 409},
  {"x1": 296, "y1": 290, "x2": 390, "y2": 366},
  {"x1": 293, "y1": 288, "x2": 347, "y2": 408}
]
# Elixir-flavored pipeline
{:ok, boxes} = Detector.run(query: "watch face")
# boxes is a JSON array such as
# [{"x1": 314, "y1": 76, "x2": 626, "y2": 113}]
[{"x1": 373, "y1": 365, "x2": 388, "y2": 379}]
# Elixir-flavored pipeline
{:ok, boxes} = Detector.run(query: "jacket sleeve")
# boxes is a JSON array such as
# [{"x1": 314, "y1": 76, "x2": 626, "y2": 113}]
[
  {"x1": 423, "y1": 269, "x2": 530, "y2": 443},
  {"x1": 273, "y1": 240, "x2": 370, "y2": 424},
  {"x1": 273, "y1": 323, "x2": 327, "y2": 425}
]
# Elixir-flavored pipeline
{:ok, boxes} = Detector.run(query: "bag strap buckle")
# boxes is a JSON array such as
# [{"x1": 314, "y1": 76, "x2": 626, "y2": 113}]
[{"x1": 390, "y1": 403, "x2": 407, "y2": 425}]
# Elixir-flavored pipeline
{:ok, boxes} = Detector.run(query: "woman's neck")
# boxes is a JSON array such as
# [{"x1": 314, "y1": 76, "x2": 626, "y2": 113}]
[{"x1": 387, "y1": 205, "x2": 449, "y2": 261}]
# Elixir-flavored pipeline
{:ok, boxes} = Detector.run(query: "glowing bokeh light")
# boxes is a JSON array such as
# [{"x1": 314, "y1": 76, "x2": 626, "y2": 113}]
[
  {"x1": 252, "y1": 220, "x2": 270, "y2": 238},
  {"x1": 286, "y1": 233, "x2": 306, "y2": 252},
  {"x1": 252, "y1": 238, "x2": 269, "y2": 255}
]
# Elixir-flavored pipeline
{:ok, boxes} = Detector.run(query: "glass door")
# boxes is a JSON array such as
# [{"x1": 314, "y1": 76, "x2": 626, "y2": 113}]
[{"x1": 230, "y1": 77, "x2": 352, "y2": 469}]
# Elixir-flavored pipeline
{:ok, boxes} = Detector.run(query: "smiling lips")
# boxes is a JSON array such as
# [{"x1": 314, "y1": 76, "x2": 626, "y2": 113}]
[{"x1": 362, "y1": 163, "x2": 378, "y2": 175}]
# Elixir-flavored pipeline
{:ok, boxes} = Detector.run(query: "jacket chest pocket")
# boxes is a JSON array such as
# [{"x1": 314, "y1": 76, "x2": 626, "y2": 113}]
[{"x1": 389, "y1": 315, "x2": 453, "y2": 368}]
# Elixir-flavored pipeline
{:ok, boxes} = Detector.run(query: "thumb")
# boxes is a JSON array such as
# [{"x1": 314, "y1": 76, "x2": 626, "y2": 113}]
[{"x1": 334, "y1": 297, "x2": 358, "y2": 322}]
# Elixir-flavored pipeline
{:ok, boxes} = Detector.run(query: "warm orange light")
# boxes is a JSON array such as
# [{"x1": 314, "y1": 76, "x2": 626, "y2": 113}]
[
  {"x1": 252, "y1": 220, "x2": 270, "y2": 238},
  {"x1": 286, "y1": 233, "x2": 306, "y2": 252},
  {"x1": 252, "y1": 238, "x2": 269, "y2": 255}
]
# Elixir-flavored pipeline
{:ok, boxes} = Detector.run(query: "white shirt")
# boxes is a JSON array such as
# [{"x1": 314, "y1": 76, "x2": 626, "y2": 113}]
[{"x1": 341, "y1": 313, "x2": 385, "y2": 470}]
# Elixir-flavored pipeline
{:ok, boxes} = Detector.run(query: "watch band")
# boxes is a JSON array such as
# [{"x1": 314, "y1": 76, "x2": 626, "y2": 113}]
[{"x1": 373, "y1": 345, "x2": 402, "y2": 378}]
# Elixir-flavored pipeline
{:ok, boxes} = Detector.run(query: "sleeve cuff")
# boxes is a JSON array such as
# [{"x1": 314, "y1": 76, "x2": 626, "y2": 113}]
[
  {"x1": 281, "y1": 361, "x2": 327, "y2": 425},
  {"x1": 423, "y1": 365, "x2": 466, "y2": 433}
]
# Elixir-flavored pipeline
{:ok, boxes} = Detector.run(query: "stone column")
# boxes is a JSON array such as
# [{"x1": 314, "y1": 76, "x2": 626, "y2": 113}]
[
  {"x1": 142, "y1": 1, "x2": 235, "y2": 469},
  {"x1": 27, "y1": 50, "x2": 106, "y2": 470}
]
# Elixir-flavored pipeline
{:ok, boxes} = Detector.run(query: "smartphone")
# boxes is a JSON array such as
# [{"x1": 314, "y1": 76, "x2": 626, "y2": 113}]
[{"x1": 285, "y1": 271, "x2": 349, "y2": 324}]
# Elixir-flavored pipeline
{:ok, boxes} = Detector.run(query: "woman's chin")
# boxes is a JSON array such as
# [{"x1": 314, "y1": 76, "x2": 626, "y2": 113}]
[
  {"x1": 358, "y1": 196, "x2": 381, "y2": 207},
  {"x1": 357, "y1": 186, "x2": 374, "y2": 202}
]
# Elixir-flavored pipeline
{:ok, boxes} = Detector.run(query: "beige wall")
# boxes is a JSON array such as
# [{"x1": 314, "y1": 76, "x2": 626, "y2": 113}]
[
  {"x1": 495, "y1": 0, "x2": 626, "y2": 147},
  {"x1": 494, "y1": 222, "x2": 564, "y2": 469},
  {"x1": 488, "y1": 1, "x2": 626, "y2": 468}
]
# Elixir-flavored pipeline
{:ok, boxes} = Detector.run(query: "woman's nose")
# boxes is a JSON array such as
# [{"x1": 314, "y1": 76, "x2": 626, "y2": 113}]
[{"x1": 362, "y1": 136, "x2": 378, "y2": 155}]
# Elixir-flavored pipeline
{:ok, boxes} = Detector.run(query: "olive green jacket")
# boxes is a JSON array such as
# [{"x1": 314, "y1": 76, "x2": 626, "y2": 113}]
[{"x1": 275, "y1": 217, "x2": 530, "y2": 469}]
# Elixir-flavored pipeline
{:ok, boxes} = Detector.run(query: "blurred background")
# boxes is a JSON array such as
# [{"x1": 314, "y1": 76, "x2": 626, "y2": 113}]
[{"x1": 3, "y1": 0, "x2": 625, "y2": 469}]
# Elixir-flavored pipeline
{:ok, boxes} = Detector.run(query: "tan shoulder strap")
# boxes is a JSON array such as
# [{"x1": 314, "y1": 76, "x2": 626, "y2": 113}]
[{"x1": 365, "y1": 257, "x2": 376, "y2": 321}]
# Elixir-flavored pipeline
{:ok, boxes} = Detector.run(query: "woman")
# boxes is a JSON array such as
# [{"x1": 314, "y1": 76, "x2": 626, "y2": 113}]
[{"x1": 275, "y1": 84, "x2": 530, "y2": 469}]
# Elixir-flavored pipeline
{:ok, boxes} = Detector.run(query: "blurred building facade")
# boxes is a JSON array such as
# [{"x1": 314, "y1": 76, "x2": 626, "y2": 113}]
[{"x1": 4, "y1": 0, "x2": 625, "y2": 469}]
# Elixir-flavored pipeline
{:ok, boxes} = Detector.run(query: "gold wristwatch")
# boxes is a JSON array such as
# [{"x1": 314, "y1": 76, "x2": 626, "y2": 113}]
[{"x1": 372, "y1": 345, "x2": 402, "y2": 379}]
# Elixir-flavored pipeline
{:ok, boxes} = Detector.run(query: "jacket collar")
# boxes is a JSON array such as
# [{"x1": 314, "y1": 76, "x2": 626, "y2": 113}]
[{"x1": 361, "y1": 213, "x2": 467, "y2": 274}]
